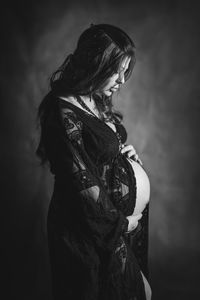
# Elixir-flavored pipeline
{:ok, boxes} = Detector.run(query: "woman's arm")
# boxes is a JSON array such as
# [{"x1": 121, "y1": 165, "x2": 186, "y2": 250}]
[{"x1": 56, "y1": 105, "x2": 135, "y2": 252}]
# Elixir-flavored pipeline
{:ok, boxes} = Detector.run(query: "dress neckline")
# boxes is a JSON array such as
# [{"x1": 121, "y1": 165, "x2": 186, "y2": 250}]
[
  {"x1": 58, "y1": 97, "x2": 123, "y2": 149},
  {"x1": 75, "y1": 95, "x2": 101, "y2": 119}
]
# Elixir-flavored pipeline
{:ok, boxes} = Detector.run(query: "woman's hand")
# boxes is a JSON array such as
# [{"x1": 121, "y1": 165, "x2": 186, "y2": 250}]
[
  {"x1": 121, "y1": 144, "x2": 136, "y2": 158},
  {"x1": 121, "y1": 144, "x2": 143, "y2": 165},
  {"x1": 126, "y1": 213, "x2": 142, "y2": 233}
]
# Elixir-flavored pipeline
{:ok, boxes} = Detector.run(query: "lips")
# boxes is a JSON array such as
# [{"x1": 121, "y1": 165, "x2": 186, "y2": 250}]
[{"x1": 110, "y1": 86, "x2": 119, "y2": 92}]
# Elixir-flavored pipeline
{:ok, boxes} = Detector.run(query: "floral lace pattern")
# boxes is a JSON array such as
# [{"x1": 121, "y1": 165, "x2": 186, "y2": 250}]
[
  {"x1": 46, "y1": 99, "x2": 148, "y2": 300},
  {"x1": 61, "y1": 107, "x2": 131, "y2": 270}
]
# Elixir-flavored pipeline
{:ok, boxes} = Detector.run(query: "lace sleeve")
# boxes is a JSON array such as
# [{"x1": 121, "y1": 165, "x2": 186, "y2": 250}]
[{"x1": 58, "y1": 106, "x2": 129, "y2": 252}]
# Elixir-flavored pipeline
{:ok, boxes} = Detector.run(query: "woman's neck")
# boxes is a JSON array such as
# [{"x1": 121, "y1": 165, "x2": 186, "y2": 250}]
[
  {"x1": 79, "y1": 95, "x2": 101, "y2": 118},
  {"x1": 59, "y1": 95, "x2": 101, "y2": 118}
]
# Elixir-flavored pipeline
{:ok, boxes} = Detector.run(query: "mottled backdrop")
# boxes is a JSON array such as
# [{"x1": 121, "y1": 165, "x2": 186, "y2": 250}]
[{"x1": 1, "y1": 0, "x2": 200, "y2": 299}]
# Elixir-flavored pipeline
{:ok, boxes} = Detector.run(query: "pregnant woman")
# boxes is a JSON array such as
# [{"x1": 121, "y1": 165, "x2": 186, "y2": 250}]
[{"x1": 37, "y1": 23, "x2": 151, "y2": 300}]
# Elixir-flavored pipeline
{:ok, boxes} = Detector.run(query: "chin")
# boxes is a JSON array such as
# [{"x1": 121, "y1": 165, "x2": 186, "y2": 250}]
[{"x1": 103, "y1": 90, "x2": 112, "y2": 96}]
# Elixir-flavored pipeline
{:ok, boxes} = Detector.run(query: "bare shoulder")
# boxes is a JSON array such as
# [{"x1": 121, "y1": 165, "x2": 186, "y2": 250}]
[
  {"x1": 59, "y1": 96, "x2": 78, "y2": 116},
  {"x1": 59, "y1": 95, "x2": 94, "y2": 116},
  {"x1": 59, "y1": 95, "x2": 77, "y2": 105},
  {"x1": 60, "y1": 95, "x2": 86, "y2": 111}
]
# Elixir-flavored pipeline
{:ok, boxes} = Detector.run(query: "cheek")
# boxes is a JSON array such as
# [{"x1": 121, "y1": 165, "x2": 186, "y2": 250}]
[{"x1": 104, "y1": 75, "x2": 118, "y2": 89}]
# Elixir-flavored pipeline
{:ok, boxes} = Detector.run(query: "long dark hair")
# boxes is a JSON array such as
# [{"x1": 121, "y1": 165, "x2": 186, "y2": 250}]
[{"x1": 36, "y1": 24, "x2": 136, "y2": 163}]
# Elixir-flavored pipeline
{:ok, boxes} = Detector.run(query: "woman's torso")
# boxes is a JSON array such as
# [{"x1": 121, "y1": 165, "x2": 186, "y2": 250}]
[
  {"x1": 58, "y1": 96, "x2": 150, "y2": 215},
  {"x1": 105, "y1": 119, "x2": 150, "y2": 216}
]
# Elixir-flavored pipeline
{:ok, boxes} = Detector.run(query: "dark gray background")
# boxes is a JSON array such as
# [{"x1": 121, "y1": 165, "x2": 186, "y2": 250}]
[{"x1": 1, "y1": 0, "x2": 200, "y2": 299}]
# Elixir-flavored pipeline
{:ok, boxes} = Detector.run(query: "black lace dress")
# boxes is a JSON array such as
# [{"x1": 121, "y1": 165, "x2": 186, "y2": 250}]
[{"x1": 43, "y1": 94, "x2": 149, "y2": 300}]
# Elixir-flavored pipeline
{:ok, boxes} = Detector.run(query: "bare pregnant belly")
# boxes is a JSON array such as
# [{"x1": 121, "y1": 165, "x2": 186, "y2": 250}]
[{"x1": 127, "y1": 158, "x2": 150, "y2": 215}]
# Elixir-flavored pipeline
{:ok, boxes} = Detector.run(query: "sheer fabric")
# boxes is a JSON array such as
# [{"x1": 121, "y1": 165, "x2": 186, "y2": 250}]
[{"x1": 43, "y1": 94, "x2": 149, "y2": 300}]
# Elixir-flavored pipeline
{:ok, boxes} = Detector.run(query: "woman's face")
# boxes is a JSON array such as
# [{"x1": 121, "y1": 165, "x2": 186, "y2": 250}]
[{"x1": 99, "y1": 56, "x2": 131, "y2": 97}]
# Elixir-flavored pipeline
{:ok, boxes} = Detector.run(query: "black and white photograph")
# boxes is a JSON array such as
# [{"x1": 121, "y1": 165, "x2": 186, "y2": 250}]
[{"x1": 1, "y1": 1, "x2": 200, "y2": 299}]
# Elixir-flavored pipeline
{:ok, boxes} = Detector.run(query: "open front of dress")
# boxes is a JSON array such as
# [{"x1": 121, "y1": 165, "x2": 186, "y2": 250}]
[{"x1": 43, "y1": 94, "x2": 149, "y2": 300}]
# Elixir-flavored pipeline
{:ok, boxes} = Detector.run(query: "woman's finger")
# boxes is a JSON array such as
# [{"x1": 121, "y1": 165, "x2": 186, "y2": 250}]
[
  {"x1": 132, "y1": 154, "x2": 139, "y2": 160},
  {"x1": 121, "y1": 144, "x2": 136, "y2": 154},
  {"x1": 127, "y1": 151, "x2": 137, "y2": 158}
]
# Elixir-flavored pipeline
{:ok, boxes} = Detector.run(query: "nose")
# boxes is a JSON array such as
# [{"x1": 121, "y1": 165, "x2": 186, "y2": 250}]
[{"x1": 116, "y1": 73, "x2": 125, "y2": 84}]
